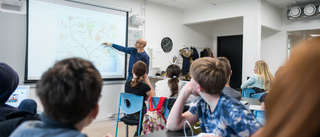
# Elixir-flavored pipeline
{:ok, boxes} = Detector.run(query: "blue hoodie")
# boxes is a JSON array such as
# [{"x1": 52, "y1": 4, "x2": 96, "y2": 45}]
[{"x1": 0, "y1": 63, "x2": 19, "y2": 121}]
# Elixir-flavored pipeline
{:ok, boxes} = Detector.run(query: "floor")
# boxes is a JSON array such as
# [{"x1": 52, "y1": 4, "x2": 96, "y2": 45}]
[{"x1": 82, "y1": 119, "x2": 137, "y2": 137}]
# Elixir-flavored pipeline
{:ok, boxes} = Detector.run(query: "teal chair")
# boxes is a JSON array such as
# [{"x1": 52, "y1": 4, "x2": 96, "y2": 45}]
[
  {"x1": 251, "y1": 92, "x2": 265, "y2": 99},
  {"x1": 253, "y1": 110, "x2": 265, "y2": 125},
  {"x1": 242, "y1": 88, "x2": 255, "y2": 98},
  {"x1": 115, "y1": 93, "x2": 144, "y2": 137}
]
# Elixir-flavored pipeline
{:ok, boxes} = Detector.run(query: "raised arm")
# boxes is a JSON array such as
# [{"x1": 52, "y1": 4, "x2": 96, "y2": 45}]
[
  {"x1": 142, "y1": 73, "x2": 155, "y2": 97},
  {"x1": 102, "y1": 42, "x2": 132, "y2": 54},
  {"x1": 166, "y1": 83, "x2": 198, "y2": 131}
]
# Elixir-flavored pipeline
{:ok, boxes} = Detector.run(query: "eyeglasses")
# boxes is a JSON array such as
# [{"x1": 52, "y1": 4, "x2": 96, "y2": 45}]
[{"x1": 136, "y1": 41, "x2": 143, "y2": 45}]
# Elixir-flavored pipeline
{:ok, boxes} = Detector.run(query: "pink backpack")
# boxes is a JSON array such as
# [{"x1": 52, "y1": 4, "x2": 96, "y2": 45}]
[{"x1": 142, "y1": 97, "x2": 167, "y2": 134}]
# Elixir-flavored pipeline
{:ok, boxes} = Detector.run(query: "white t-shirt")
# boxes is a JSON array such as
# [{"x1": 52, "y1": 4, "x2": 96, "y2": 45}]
[{"x1": 155, "y1": 78, "x2": 184, "y2": 98}]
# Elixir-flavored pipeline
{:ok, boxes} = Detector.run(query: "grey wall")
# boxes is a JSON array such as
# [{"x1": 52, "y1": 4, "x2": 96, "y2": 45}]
[{"x1": 0, "y1": 12, "x2": 27, "y2": 85}]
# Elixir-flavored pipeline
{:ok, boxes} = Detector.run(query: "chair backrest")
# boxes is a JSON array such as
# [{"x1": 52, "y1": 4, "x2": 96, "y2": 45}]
[
  {"x1": 253, "y1": 110, "x2": 265, "y2": 125},
  {"x1": 242, "y1": 88, "x2": 255, "y2": 98},
  {"x1": 251, "y1": 92, "x2": 265, "y2": 99},
  {"x1": 119, "y1": 93, "x2": 144, "y2": 114},
  {"x1": 147, "y1": 97, "x2": 169, "y2": 119}
]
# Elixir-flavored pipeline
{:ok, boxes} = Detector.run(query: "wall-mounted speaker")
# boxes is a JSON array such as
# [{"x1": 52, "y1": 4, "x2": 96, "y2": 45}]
[{"x1": 287, "y1": 3, "x2": 320, "y2": 20}]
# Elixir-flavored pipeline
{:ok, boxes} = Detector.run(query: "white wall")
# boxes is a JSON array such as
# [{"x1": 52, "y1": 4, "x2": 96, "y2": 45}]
[
  {"x1": 261, "y1": 2, "x2": 282, "y2": 31},
  {"x1": 260, "y1": 6, "x2": 320, "y2": 76},
  {"x1": 183, "y1": 0, "x2": 262, "y2": 82},
  {"x1": 212, "y1": 17, "x2": 243, "y2": 57},
  {"x1": 144, "y1": 2, "x2": 213, "y2": 73}
]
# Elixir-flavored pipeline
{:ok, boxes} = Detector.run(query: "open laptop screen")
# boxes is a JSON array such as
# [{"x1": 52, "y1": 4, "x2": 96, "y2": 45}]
[{"x1": 5, "y1": 86, "x2": 30, "y2": 108}]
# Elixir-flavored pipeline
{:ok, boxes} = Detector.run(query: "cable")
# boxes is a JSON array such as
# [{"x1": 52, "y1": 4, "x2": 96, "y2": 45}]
[{"x1": 183, "y1": 120, "x2": 194, "y2": 137}]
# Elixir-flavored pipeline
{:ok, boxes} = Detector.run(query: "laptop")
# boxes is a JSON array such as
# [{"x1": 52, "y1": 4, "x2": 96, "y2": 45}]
[{"x1": 5, "y1": 85, "x2": 30, "y2": 108}]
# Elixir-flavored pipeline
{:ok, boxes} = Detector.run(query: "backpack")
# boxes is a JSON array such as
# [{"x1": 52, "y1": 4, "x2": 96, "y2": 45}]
[{"x1": 142, "y1": 97, "x2": 166, "y2": 134}]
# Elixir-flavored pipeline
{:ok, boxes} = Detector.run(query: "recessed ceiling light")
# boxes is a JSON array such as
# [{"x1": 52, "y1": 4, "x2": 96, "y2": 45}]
[
  {"x1": 290, "y1": 6, "x2": 301, "y2": 18},
  {"x1": 304, "y1": 4, "x2": 316, "y2": 16}
]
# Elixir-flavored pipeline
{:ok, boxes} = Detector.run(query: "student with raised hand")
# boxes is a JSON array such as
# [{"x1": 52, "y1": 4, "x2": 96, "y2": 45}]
[
  {"x1": 217, "y1": 57, "x2": 241, "y2": 100},
  {"x1": 102, "y1": 38, "x2": 150, "y2": 80},
  {"x1": 10, "y1": 58, "x2": 111, "y2": 137},
  {"x1": 155, "y1": 64, "x2": 183, "y2": 98},
  {"x1": 260, "y1": 37, "x2": 320, "y2": 137},
  {"x1": 241, "y1": 60, "x2": 274, "y2": 92},
  {"x1": 166, "y1": 57, "x2": 262, "y2": 137},
  {"x1": 124, "y1": 60, "x2": 155, "y2": 136}
]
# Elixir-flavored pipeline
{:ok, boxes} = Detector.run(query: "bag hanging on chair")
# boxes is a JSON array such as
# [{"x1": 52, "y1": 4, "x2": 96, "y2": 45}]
[{"x1": 142, "y1": 96, "x2": 166, "y2": 134}]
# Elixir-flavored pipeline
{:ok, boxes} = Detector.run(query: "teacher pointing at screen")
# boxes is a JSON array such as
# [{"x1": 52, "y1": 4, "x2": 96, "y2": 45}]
[{"x1": 102, "y1": 38, "x2": 150, "y2": 80}]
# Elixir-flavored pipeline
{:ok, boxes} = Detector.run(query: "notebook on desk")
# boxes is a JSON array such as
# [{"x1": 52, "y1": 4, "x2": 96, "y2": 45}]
[
  {"x1": 249, "y1": 105, "x2": 262, "y2": 110},
  {"x1": 5, "y1": 85, "x2": 30, "y2": 108}
]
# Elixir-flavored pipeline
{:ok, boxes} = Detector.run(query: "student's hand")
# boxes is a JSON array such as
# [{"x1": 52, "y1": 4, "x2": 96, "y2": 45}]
[
  {"x1": 141, "y1": 73, "x2": 149, "y2": 83},
  {"x1": 181, "y1": 83, "x2": 199, "y2": 97},
  {"x1": 102, "y1": 42, "x2": 113, "y2": 47}
]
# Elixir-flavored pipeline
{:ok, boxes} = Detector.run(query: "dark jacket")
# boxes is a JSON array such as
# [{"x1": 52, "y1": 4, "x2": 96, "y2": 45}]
[
  {"x1": 0, "y1": 111, "x2": 41, "y2": 137},
  {"x1": 0, "y1": 63, "x2": 19, "y2": 122}
]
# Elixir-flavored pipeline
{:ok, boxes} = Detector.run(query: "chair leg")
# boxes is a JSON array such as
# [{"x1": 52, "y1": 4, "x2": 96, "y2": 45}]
[{"x1": 126, "y1": 124, "x2": 128, "y2": 137}]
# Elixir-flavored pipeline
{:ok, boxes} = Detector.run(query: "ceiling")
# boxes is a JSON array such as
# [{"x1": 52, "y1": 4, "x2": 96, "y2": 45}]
[{"x1": 145, "y1": 0, "x2": 320, "y2": 10}]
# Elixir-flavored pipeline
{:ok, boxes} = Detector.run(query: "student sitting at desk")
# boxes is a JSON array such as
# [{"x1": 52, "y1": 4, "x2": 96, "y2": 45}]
[
  {"x1": 241, "y1": 60, "x2": 273, "y2": 92},
  {"x1": 0, "y1": 63, "x2": 39, "y2": 136},
  {"x1": 217, "y1": 57, "x2": 241, "y2": 101},
  {"x1": 124, "y1": 61, "x2": 155, "y2": 136},
  {"x1": 166, "y1": 57, "x2": 262, "y2": 137},
  {"x1": 10, "y1": 58, "x2": 111, "y2": 137},
  {"x1": 155, "y1": 64, "x2": 183, "y2": 98}
]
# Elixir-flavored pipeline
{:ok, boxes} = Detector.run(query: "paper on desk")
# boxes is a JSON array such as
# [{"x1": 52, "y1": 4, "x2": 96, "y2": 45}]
[
  {"x1": 240, "y1": 101, "x2": 248, "y2": 105},
  {"x1": 197, "y1": 133, "x2": 220, "y2": 137},
  {"x1": 249, "y1": 105, "x2": 262, "y2": 110}
]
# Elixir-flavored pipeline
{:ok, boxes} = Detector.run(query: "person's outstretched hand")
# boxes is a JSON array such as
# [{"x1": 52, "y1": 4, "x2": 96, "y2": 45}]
[{"x1": 102, "y1": 42, "x2": 113, "y2": 47}]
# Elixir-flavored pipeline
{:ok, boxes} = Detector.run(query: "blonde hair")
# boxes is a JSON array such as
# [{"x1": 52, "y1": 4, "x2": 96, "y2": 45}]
[
  {"x1": 261, "y1": 37, "x2": 320, "y2": 137},
  {"x1": 255, "y1": 60, "x2": 274, "y2": 90}
]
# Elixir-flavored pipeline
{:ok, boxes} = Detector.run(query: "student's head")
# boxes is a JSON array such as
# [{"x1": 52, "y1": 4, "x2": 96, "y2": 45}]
[
  {"x1": 0, "y1": 63, "x2": 19, "y2": 103},
  {"x1": 131, "y1": 61, "x2": 147, "y2": 88},
  {"x1": 190, "y1": 57, "x2": 228, "y2": 95},
  {"x1": 36, "y1": 58, "x2": 102, "y2": 125},
  {"x1": 166, "y1": 64, "x2": 181, "y2": 97},
  {"x1": 135, "y1": 38, "x2": 147, "y2": 49},
  {"x1": 254, "y1": 60, "x2": 273, "y2": 90},
  {"x1": 217, "y1": 57, "x2": 231, "y2": 77},
  {"x1": 261, "y1": 37, "x2": 320, "y2": 137}
]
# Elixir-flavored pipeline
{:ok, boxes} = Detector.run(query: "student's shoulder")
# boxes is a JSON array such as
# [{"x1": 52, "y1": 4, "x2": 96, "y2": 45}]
[{"x1": 219, "y1": 93, "x2": 244, "y2": 109}]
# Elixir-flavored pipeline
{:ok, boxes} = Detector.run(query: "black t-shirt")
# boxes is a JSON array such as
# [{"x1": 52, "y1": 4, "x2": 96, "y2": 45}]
[
  {"x1": 125, "y1": 80, "x2": 151, "y2": 107},
  {"x1": 259, "y1": 93, "x2": 268, "y2": 103},
  {"x1": 124, "y1": 80, "x2": 151, "y2": 120}
]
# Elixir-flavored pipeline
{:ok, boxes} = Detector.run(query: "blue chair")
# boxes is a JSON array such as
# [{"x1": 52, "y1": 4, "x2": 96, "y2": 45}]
[
  {"x1": 242, "y1": 88, "x2": 255, "y2": 98},
  {"x1": 147, "y1": 97, "x2": 169, "y2": 120},
  {"x1": 115, "y1": 93, "x2": 144, "y2": 137},
  {"x1": 251, "y1": 92, "x2": 265, "y2": 99},
  {"x1": 253, "y1": 110, "x2": 265, "y2": 125}
]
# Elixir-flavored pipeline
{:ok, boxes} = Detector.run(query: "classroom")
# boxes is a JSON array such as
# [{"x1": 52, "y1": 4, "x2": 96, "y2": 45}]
[{"x1": 0, "y1": 0, "x2": 319, "y2": 136}]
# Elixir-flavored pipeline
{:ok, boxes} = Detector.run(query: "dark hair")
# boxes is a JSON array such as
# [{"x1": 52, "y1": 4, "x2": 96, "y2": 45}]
[
  {"x1": 36, "y1": 58, "x2": 102, "y2": 124},
  {"x1": 190, "y1": 57, "x2": 228, "y2": 95},
  {"x1": 166, "y1": 64, "x2": 181, "y2": 97},
  {"x1": 131, "y1": 61, "x2": 147, "y2": 88}
]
